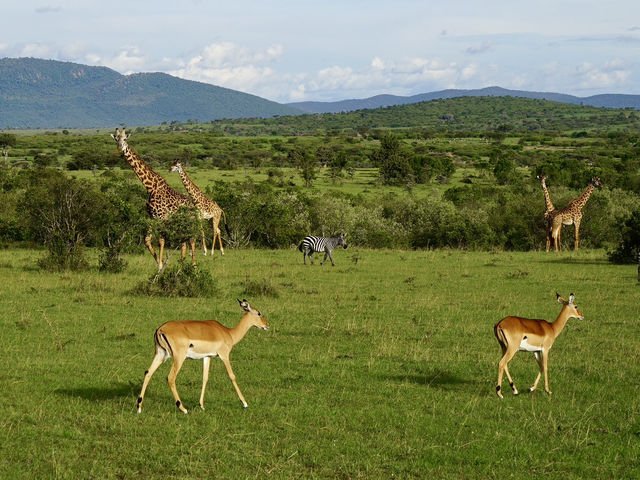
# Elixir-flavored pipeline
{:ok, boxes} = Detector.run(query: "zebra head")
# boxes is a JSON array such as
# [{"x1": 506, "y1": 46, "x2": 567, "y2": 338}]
[{"x1": 338, "y1": 233, "x2": 348, "y2": 249}]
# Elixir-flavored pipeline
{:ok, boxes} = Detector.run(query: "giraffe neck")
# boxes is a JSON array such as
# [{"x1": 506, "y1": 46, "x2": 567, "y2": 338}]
[
  {"x1": 541, "y1": 180, "x2": 555, "y2": 212},
  {"x1": 177, "y1": 166, "x2": 203, "y2": 199},
  {"x1": 119, "y1": 143, "x2": 162, "y2": 194},
  {"x1": 569, "y1": 183, "x2": 595, "y2": 211}
]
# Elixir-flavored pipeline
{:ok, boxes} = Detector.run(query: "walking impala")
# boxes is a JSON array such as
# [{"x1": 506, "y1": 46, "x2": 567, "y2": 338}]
[
  {"x1": 137, "y1": 299, "x2": 269, "y2": 414},
  {"x1": 493, "y1": 293, "x2": 584, "y2": 398}
]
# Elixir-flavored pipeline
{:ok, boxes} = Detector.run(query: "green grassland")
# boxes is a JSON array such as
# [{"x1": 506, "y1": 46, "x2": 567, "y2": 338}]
[{"x1": 1, "y1": 247, "x2": 638, "y2": 479}]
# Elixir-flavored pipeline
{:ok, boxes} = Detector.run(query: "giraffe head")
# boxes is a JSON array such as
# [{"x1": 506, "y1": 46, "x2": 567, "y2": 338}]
[
  {"x1": 111, "y1": 128, "x2": 130, "y2": 151},
  {"x1": 169, "y1": 160, "x2": 184, "y2": 174},
  {"x1": 536, "y1": 174, "x2": 547, "y2": 182},
  {"x1": 591, "y1": 176, "x2": 603, "y2": 189}
]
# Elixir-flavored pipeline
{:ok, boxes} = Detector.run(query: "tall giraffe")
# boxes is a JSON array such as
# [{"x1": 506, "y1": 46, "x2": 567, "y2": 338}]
[
  {"x1": 536, "y1": 174, "x2": 556, "y2": 251},
  {"x1": 111, "y1": 129, "x2": 196, "y2": 269},
  {"x1": 170, "y1": 160, "x2": 226, "y2": 256},
  {"x1": 548, "y1": 177, "x2": 602, "y2": 252}
]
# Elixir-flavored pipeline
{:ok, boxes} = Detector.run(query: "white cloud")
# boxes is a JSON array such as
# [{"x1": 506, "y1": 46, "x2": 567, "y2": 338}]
[
  {"x1": 20, "y1": 43, "x2": 53, "y2": 58},
  {"x1": 166, "y1": 42, "x2": 283, "y2": 95},
  {"x1": 574, "y1": 60, "x2": 631, "y2": 89},
  {"x1": 99, "y1": 47, "x2": 148, "y2": 74}
]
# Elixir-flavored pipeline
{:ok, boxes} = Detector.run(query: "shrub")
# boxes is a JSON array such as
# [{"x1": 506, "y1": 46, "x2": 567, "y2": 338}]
[
  {"x1": 607, "y1": 209, "x2": 640, "y2": 264},
  {"x1": 20, "y1": 169, "x2": 101, "y2": 271},
  {"x1": 133, "y1": 261, "x2": 216, "y2": 297},
  {"x1": 241, "y1": 277, "x2": 279, "y2": 298}
]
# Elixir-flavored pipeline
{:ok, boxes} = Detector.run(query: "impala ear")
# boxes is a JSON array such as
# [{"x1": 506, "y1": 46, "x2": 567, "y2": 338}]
[
  {"x1": 568, "y1": 293, "x2": 575, "y2": 305},
  {"x1": 238, "y1": 298, "x2": 251, "y2": 311},
  {"x1": 556, "y1": 292, "x2": 565, "y2": 304}
]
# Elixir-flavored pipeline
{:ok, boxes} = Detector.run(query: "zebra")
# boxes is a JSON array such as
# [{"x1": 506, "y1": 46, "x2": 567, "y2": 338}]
[{"x1": 298, "y1": 233, "x2": 347, "y2": 266}]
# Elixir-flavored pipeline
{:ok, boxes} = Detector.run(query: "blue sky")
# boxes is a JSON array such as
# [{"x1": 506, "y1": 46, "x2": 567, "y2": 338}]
[{"x1": 2, "y1": 0, "x2": 639, "y2": 102}]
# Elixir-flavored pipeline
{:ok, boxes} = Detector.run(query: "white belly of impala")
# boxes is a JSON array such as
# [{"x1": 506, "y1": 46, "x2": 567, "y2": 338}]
[
  {"x1": 186, "y1": 350, "x2": 217, "y2": 360},
  {"x1": 519, "y1": 338, "x2": 542, "y2": 352}
]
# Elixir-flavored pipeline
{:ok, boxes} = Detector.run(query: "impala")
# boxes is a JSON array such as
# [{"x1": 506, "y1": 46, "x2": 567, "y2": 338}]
[
  {"x1": 493, "y1": 293, "x2": 584, "y2": 399},
  {"x1": 137, "y1": 299, "x2": 269, "y2": 414}
]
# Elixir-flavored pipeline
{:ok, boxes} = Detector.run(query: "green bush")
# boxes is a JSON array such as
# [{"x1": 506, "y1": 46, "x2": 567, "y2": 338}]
[
  {"x1": 134, "y1": 261, "x2": 216, "y2": 297},
  {"x1": 607, "y1": 209, "x2": 640, "y2": 264}
]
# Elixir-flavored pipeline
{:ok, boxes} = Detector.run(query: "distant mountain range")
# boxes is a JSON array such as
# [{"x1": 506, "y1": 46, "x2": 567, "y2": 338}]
[
  {"x1": 286, "y1": 86, "x2": 640, "y2": 114},
  {"x1": 2, "y1": 57, "x2": 640, "y2": 129},
  {"x1": 0, "y1": 57, "x2": 300, "y2": 129}
]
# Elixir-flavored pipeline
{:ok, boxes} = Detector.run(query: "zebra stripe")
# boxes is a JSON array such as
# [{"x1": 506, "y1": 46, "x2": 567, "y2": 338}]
[{"x1": 298, "y1": 233, "x2": 347, "y2": 266}]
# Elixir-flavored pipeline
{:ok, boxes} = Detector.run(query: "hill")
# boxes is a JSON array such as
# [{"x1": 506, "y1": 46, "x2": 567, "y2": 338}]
[
  {"x1": 0, "y1": 57, "x2": 301, "y2": 129},
  {"x1": 287, "y1": 86, "x2": 640, "y2": 113},
  {"x1": 214, "y1": 95, "x2": 640, "y2": 136}
]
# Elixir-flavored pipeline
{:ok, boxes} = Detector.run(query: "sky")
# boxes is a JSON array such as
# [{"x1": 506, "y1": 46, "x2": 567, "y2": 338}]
[{"x1": 2, "y1": 0, "x2": 640, "y2": 103}]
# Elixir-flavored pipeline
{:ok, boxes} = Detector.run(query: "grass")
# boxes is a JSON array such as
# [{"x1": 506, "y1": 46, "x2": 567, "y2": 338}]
[{"x1": 0, "y1": 247, "x2": 638, "y2": 479}]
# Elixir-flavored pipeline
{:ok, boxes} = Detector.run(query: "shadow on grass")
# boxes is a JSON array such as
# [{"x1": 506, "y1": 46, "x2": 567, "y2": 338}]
[
  {"x1": 534, "y1": 256, "x2": 609, "y2": 266},
  {"x1": 382, "y1": 369, "x2": 477, "y2": 390},
  {"x1": 56, "y1": 382, "x2": 137, "y2": 401}
]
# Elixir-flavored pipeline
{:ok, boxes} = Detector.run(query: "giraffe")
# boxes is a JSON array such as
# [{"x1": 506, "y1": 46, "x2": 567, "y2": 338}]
[
  {"x1": 111, "y1": 128, "x2": 196, "y2": 270},
  {"x1": 548, "y1": 177, "x2": 602, "y2": 252},
  {"x1": 536, "y1": 174, "x2": 556, "y2": 251},
  {"x1": 170, "y1": 160, "x2": 226, "y2": 256}
]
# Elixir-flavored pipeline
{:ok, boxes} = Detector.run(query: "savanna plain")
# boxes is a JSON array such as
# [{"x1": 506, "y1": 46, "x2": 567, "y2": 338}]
[{"x1": 1, "y1": 247, "x2": 638, "y2": 479}]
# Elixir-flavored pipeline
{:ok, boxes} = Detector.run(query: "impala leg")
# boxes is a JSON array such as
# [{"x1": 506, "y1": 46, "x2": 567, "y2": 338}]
[
  {"x1": 167, "y1": 354, "x2": 189, "y2": 413},
  {"x1": 199, "y1": 357, "x2": 211, "y2": 410},
  {"x1": 503, "y1": 363, "x2": 519, "y2": 395},
  {"x1": 542, "y1": 351, "x2": 552, "y2": 395},
  {"x1": 497, "y1": 347, "x2": 518, "y2": 399},
  {"x1": 137, "y1": 349, "x2": 166, "y2": 414},
  {"x1": 529, "y1": 351, "x2": 543, "y2": 392},
  {"x1": 219, "y1": 354, "x2": 248, "y2": 408}
]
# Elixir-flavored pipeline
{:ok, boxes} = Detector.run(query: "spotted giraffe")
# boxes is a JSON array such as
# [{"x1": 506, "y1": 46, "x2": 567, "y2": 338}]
[
  {"x1": 548, "y1": 177, "x2": 602, "y2": 252},
  {"x1": 111, "y1": 128, "x2": 196, "y2": 269},
  {"x1": 170, "y1": 160, "x2": 226, "y2": 255},
  {"x1": 536, "y1": 174, "x2": 556, "y2": 251}
]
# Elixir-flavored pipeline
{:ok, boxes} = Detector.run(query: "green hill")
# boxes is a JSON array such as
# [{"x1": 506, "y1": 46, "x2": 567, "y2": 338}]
[{"x1": 0, "y1": 57, "x2": 301, "y2": 129}]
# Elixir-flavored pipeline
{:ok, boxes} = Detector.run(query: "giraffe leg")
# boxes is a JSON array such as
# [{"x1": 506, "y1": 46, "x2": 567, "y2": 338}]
[
  {"x1": 190, "y1": 237, "x2": 197, "y2": 266},
  {"x1": 145, "y1": 234, "x2": 159, "y2": 265},
  {"x1": 158, "y1": 237, "x2": 165, "y2": 270},
  {"x1": 216, "y1": 227, "x2": 224, "y2": 255},
  {"x1": 573, "y1": 218, "x2": 581, "y2": 251},
  {"x1": 201, "y1": 229, "x2": 208, "y2": 256}
]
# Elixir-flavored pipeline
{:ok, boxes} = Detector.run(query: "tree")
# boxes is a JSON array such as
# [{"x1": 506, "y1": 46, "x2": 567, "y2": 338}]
[
  {"x1": 0, "y1": 133, "x2": 17, "y2": 161},
  {"x1": 289, "y1": 147, "x2": 318, "y2": 187},
  {"x1": 373, "y1": 133, "x2": 412, "y2": 186}
]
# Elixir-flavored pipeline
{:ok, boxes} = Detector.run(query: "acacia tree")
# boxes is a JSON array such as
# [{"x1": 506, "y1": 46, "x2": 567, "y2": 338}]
[
  {"x1": 0, "y1": 133, "x2": 17, "y2": 161},
  {"x1": 289, "y1": 147, "x2": 318, "y2": 187}
]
